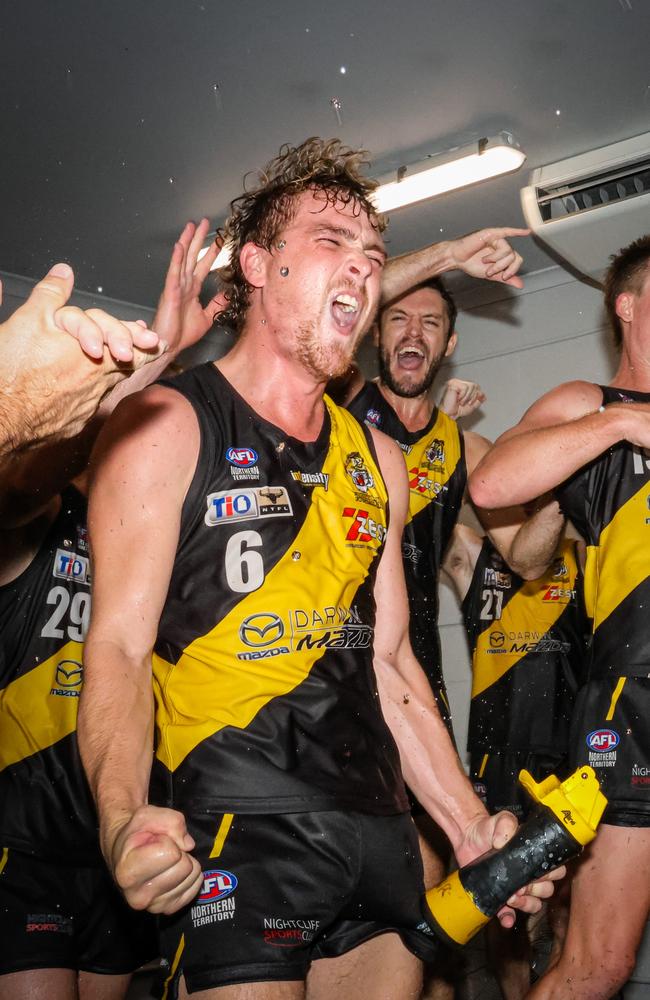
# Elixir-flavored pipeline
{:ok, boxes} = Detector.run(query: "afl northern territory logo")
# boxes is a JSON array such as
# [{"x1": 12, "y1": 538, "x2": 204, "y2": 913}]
[
  {"x1": 239, "y1": 613, "x2": 285, "y2": 647},
  {"x1": 226, "y1": 447, "x2": 258, "y2": 468}
]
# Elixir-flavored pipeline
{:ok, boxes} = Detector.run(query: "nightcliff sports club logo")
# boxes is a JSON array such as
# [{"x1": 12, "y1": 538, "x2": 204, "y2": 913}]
[
  {"x1": 50, "y1": 659, "x2": 83, "y2": 698},
  {"x1": 191, "y1": 870, "x2": 238, "y2": 929},
  {"x1": 263, "y1": 916, "x2": 320, "y2": 946},
  {"x1": 237, "y1": 606, "x2": 372, "y2": 660}
]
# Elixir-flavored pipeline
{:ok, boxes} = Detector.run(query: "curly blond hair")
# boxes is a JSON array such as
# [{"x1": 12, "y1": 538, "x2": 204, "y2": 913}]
[{"x1": 217, "y1": 137, "x2": 384, "y2": 332}]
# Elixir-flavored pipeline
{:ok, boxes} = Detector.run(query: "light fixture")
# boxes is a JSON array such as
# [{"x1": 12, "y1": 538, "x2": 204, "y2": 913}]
[
  {"x1": 197, "y1": 132, "x2": 525, "y2": 268},
  {"x1": 371, "y1": 131, "x2": 526, "y2": 214}
]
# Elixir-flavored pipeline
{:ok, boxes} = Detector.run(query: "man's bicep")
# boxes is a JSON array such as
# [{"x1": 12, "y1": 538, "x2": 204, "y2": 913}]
[{"x1": 87, "y1": 388, "x2": 199, "y2": 654}]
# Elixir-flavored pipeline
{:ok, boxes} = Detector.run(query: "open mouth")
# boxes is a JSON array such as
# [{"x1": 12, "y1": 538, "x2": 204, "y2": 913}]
[
  {"x1": 331, "y1": 292, "x2": 361, "y2": 331},
  {"x1": 396, "y1": 344, "x2": 426, "y2": 370}
]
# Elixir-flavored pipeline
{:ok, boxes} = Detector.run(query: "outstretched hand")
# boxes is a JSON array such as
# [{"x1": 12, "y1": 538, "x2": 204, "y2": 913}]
[
  {"x1": 153, "y1": 219, "x2": 229, "y2": 354},
  {"x1": 448, "y1": 228, "x2": 529, "y2": 288}
]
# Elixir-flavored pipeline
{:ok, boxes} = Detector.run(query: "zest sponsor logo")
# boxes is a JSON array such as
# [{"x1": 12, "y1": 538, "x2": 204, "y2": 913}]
[
  {"x1": 542, "y1": 586, "x2": 574, "y2": 602},
  {"x1": 342, "y1": 507, "x2": 386, "y2": 544},
  {"x1": 408, "y1": 467, "x2": 444, "y2": 497}
]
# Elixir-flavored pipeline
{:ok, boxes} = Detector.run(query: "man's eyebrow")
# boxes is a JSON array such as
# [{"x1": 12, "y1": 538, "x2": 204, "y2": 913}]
[{"x1": 314, "y1": 224, "x2": 387, "y2": 258}]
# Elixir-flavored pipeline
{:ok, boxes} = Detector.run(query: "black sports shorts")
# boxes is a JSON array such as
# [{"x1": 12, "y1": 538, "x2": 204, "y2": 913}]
[
  {"x1": 0, "y1": 846, "x2": 156, "y2": 975},
  {"x1": 569, "y1": 674, "x2": 650, "y2": 826},
  {"x1": 469, "y1": 750, "x2": 569, "y2": 821},
  {"x1": 158, "y1": 809, "x2": 438, "y2": 995}
]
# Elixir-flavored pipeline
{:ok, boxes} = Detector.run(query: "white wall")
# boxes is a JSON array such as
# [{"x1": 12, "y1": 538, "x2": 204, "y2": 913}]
[{"x1": 438, "y1": 265, "x2": 617, "y2": 764}]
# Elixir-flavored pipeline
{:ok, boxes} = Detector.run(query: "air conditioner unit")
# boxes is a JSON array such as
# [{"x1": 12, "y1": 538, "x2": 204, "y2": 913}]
[{"x1": 521, "y1": 132, "x2": 650, "y2": 283}]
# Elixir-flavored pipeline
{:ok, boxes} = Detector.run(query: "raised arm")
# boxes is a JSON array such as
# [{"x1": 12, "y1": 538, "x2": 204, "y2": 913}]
[
  {"x1": 380, "y1": 227, "x2": 527, "y2": 306},
  {"x1": 465, "y1": 429, "x2": 565, "y2": 579},
  {"x1": 369, "y1": 430, "x2": 560, "y2": 919},
  {"x1": 0, "y1": 264, "x2": 164, "y2": 461},
  {"x1": 441, "y1": 524, "x2": 483, "y2": 602},
  {"x1": 468, "y1": 380, "x2": 624, "y2": 509},
  {"x1": 78, "y1": 385, "x2": 202, "y2": 914}
]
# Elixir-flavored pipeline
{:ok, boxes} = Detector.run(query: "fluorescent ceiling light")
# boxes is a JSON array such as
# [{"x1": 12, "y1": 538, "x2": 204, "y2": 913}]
[
  {"x1": 371, "y1": 132, "x2": 526, "y2": 214},
  {"x1": 198, "y1": 240, "x2": 233, "y2": 269},
  {"x1": 198, "y1": 133, "x2": 525, "y2": 267}
]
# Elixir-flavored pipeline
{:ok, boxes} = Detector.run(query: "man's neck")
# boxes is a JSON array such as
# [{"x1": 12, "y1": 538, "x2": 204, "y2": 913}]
[
  {"x1": 216, "y1": 334, "x2": 327, "y2": 443},
  {"x1": 612, "y1": 337, "x2": 650, "y2": 392},
  {"x1": 376, "y1": 380, "x2": 435, "y2": 433}
]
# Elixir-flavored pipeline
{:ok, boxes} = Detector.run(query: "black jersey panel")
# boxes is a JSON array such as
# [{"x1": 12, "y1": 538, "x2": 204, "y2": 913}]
[
  {"x1": 150, "y1": 370, "x2": 404, "y2": 814},
  {"x1": 557, "y1": 385, "x2": 650, "y2": 677},
  {"x1": 347, "y1": 381, "x2": 465, "y2": 686},
  {"x1": 463, "y1": 539, "x2": 587, "y2": 753},
  {"x1": 0, "y1": 488, "x2": 98, "y2": 858}
]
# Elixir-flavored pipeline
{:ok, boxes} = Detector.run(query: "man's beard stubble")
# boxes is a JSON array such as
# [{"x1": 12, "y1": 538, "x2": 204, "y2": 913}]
[{"x1": 378, "y1": 345, "x2": 443, "y2": 399}]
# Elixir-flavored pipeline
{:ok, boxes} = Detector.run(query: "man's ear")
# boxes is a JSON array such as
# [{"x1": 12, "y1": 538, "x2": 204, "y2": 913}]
[
  {"x1": 239, "y1": 242, "x2": 269, "y2": 289},
  {"x1": 615, "y1": 291, "x2": 634, "y2": 325},
  {"x1": 444, "y1": 329, "x2": 458, "y2": 358}
]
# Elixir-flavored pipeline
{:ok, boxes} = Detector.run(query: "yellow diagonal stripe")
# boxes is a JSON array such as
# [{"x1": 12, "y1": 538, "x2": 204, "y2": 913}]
[
  {"x1": 0, "y1": 640, "x2": 83, "y2": 771},
  {"x1": 161, "y1": 933, "x2": 185, "y2": 1000},
  {"x1": 404, "y1": 410, "x2": 461, "y2": 525},
  {"x1": 0, "y1": 848, "x2": 8, "y2": 875},
  {"x1": 153, "y1": 401, "x2": 388, "y2": 772},
  {"x1": 605, "y1": 677, "x2": 626, "y2": 722},
  {"x1": 583, "y1": 482, "x2": 650, "y2": 634},
  {"x1": 478, "y1": 754, "x2": 489, "y2": 779},
  {"x1": 471, "y1": 544, "x2": 578, "y2": 699},
  {"x1": 209, "y1": 813, "x2": 234, "y2": 858}
]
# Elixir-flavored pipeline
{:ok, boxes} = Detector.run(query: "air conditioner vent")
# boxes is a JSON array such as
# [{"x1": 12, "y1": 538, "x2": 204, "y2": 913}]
[{"x1": 536, "y1": 156, "x2": 650, "y2": 221}]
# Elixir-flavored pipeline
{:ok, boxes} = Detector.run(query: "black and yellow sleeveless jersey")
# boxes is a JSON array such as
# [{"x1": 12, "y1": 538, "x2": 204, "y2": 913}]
[
  {"x1": 0, "y1": 487, "x2": 99, "y2": 861},
  {"x1": 347, "y1": 381, "x2": 466, "y2": 687},
  {"x1": 150, "y1": 364, "x2": 408, "y2": 817},
  {"x1": 462, "y1": 538, "x2": 587, "y2": 754},
  {"x1": 557, "y1": 385, "x2": 650, "y2": 680}
]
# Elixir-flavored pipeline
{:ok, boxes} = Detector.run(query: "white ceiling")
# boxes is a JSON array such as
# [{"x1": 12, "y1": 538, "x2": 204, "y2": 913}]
[{"x1": 3, "y1": 0, "x2": 650, "y2": 308}]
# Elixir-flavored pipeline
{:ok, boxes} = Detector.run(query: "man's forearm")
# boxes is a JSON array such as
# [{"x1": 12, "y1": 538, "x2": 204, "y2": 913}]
[
  {"x1": 376, "y1": 649, "x2": 486, "y2": 855},
  {"x1": 380, "y1": 241, "x2": 454, "y2": 305},
  {"x1": 470, "y1": 408, "x2": 626, "y2": 509},
  {"x1": 78, "y1": 639, "x2": 154, "y2": 859}
]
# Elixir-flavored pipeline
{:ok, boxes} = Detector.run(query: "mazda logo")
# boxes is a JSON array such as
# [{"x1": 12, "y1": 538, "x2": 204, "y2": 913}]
[
  {"x1": 55, "y1": 659, "x2": 84, "y2": 687},
  {"x1": 489, "y1": 630, "x2": 505, "y2": 649},
  {"x1": 239, "y1": 613, "x2": 285, "y2": 647}
]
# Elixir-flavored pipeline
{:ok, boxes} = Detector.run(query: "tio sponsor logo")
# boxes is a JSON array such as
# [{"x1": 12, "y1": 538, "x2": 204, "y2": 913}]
[
  {"x1": 198, "y1": 870, "x2": 238, "y2": 904},
  {"x1": 53, "y1": 548, "x2": 90, "y2": 584},
  {"x1": 586, "y1": 729, "x2": 620, "y2": 753},
  {"x1": 226, "y1": 447, "x2": 258, "y2": 468}
]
